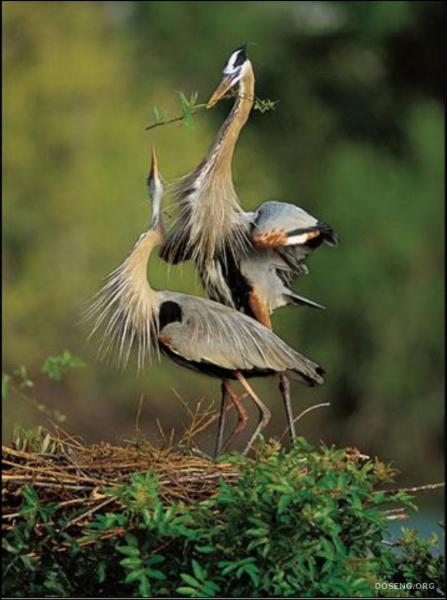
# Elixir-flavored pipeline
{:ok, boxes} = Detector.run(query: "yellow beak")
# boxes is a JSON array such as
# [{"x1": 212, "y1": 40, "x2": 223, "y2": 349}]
[
  {"x1": 206, "y1": 76, "x2": 234, "y2": 109},
  {"x1": 150, "y1": 145, "x2": 159, "y2": 179}
]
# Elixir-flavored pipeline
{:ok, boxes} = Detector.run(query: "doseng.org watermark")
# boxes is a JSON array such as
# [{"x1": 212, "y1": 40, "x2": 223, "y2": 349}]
[{"x1": 376, "y1": 582, "x2": 436, "y2": 591}]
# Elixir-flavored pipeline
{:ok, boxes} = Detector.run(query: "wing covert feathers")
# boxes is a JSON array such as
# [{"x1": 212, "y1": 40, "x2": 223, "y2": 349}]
[{"x1": 159, "y1": 292, "x2": 324, "y2": 386}]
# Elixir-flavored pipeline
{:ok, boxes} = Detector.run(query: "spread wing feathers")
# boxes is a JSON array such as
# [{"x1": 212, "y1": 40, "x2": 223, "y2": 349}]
[
  {"x1": 159, "y1": 291, "x2": 324, "y2": 385},
  {"x1": 250, "y1": 200, "x2": 338, "y2": 289},
  {"x1": 251, "y1": 201, "x2": 339, "y2": 247}
]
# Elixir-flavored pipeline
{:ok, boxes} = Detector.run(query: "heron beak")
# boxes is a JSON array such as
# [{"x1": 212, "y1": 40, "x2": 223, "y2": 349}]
[
  {"x1": 150, "y1": 145, "x2": 159, "y2": 180},
  {"x1": 206, "y1": 76, "x2": 234, "y2": 108}
]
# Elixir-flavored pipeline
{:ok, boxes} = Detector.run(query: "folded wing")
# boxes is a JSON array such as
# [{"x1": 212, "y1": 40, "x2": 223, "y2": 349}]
[{"x1": 158, "y1": 291, "x2": 325, "y2": 385}]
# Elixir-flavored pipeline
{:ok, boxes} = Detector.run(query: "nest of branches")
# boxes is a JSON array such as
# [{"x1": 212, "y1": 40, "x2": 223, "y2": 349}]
[
  {"x1": 2, "y1": 396, "x2": 444, "y2": 550},
  {"x1": 2, "y1": 403, "x2": 242, "y2": 541}
]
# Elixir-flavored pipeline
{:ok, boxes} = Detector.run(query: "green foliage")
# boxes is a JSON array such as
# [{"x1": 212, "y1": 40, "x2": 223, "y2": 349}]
[
  {"x1": 2, "y1": 439, "x2": 444, "y2": 597},
  {"x1": 253, "y1": 97, "x2": 278, "y2": 113},
  {"x1": 145, "y1": 89, "x2": 278, "y2": 131},
  {"x1": 2, "y1": 352, "x2": 83, "y2": 427},
  {"x1": 179, "y1": 91, "x2": 200, "y2": 130},
  {"x1": 41, "y1": 350, "x2": 85, "y2": 381}
]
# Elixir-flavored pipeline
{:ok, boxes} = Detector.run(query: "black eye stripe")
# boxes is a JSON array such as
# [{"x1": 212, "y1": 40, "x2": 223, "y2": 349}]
[{"x1": 233, "y1": 48, "x2": 247, "y2": 67}]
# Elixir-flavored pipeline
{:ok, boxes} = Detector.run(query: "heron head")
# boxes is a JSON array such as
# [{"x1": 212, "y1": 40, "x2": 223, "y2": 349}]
[
  {"x1": 147, "y1": 146, "x2": 164, "y2": 234},
  {"x1": 207, "y1": 45, "x2": 251, "y2": 108}
]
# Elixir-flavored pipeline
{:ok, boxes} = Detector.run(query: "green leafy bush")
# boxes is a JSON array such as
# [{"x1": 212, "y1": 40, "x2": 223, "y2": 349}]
[{"x1": 2, "y1": 438, "x2": 444, "y2": 597}]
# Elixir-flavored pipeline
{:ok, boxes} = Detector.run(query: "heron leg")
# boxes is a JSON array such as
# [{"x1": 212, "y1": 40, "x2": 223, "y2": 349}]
[
  {"x1": 279, "y1": 373, "x2": 296, "y2": 442},
  {"x1": 235, "y1": 372, "x2": 271, "y2": 456},
  {"x1": 221, "y1": 381, "x2": 249, "y2": 453},
  {"x1": 214, "y1": 380, "x2": 228, "y2": 458},
  {"x1": 246, "y1": 301, "x2": 295, "y2": 446}
]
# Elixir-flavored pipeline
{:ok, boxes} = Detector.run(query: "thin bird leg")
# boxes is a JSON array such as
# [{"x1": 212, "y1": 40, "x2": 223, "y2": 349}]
[
  {"x1": 279, "y1": 373, "x2": 296, "y2": 442},
  {"x1": 221, "y1": 381, "x2": 249, "y2": 453},
  {"x1": 214, "y1": 381, "x2": 228, "y2": 458},
  {"x1": 235, "y1": 372, "x2": 271, "y2": 456},
  {"x1": 246, "y1": 298, "x2": 295, "y2": 443}
]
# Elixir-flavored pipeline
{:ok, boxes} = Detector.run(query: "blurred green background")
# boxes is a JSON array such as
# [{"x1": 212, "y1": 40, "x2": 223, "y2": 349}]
[{"x1": 2, "y1": 0, "x2": 444, "y2": 499}]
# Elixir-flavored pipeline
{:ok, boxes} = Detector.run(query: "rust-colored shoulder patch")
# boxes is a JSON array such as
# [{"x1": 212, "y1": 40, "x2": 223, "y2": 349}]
[
  {"x1": 159, "y1": 334, "x2": 174, "y2": 348},
  {"x1": 252, "y1": 228, "x2": 288, "y2": 249},
  {"x1": 248, "y1": 289, "x2": 272, "y2": 329}
]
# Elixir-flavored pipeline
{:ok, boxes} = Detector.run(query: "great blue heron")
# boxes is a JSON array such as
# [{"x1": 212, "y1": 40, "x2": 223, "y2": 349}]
[
  {"x1": 160, "y1": 46, "x2": 338, "y2": 450},
  {"x1": 86, "y1": 148, "x2": 325, "y2": 454}
]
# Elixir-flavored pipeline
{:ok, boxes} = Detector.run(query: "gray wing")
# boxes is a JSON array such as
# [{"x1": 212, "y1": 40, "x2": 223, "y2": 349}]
[
  {"x1": 158, "y1": 291, "x2": 324, "y2": 385},
  {"x1": 251, "y1": 201, "x2": 338, "y2": 248},
  {"x1": 250, "y1": 201, "x2": 338, "y2": 286},
  {"x1": 253, "y1": 201, "x2": 318, "y2": 234}
]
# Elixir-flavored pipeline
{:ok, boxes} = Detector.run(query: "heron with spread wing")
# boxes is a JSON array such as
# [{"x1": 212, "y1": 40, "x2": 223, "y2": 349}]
[
  {"x1": 86, "y1": 149, "x2": 325, "y2": 455},
  {"x1": 160, "y1": 46, "x2": 338, "y2": 450}
]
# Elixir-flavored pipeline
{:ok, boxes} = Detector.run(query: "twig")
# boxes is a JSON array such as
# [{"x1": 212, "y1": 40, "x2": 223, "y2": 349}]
[
  {"x1": 135, "y1": 394, "x2": 145, "y2": 434},
  {"x1": 60, "y1": 496, "x2": 117, "y2": 532},
  {"x1": 387, "y1": 482, "x2": 444, "y2": 495},
  {"x1": 280, "y1": 403, "x2": 331, "y2": 441},
  {"x1": 385, "y1": 513, "x2": 409, "y2": 521},
  {"x1": 145, "y1": 105, "x2": 206, "y2": 131},
  {"x1": 188, "y1": 400, "x2": 235, "y2": 440},
  {"x1": 144, "y1": 93, "x2": 277, "y2": 132},
  {"x1": 7, "y1": 481, "x2": 96, "y2": 492}
]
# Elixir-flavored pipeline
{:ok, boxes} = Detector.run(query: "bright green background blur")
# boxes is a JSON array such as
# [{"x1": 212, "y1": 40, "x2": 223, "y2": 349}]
[{"x1": 3, "y1": 2, "x2": 444, "y2": 488}]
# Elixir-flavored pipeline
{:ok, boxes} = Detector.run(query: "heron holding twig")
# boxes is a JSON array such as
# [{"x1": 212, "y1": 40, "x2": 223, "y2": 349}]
[
  {"x1": 160, "y1": 46, "x2": 338, "y2": 451},
  {"x1": 86, "y1": 148, "x2": 325, "y2": 455}
]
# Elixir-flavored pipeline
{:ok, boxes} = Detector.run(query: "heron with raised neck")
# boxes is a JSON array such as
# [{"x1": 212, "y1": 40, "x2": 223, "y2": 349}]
[{"x1": 160, "y1": 46, "x2": 338, "y2": 452}]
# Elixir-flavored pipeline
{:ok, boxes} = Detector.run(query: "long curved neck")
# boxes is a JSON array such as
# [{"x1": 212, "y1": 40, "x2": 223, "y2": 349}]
[
  {"x1": 88, "y1": 227, "x2": 164, "y2": 368},
  {"x1": 166, "y1": 64, "x2": 255, "y2": 265},
  {"x1": 208, "y1": 63, "x2": 255, "y2": 178},
  {"x1": 124, "y1": 230, "x2": 161, "y2": 291}
]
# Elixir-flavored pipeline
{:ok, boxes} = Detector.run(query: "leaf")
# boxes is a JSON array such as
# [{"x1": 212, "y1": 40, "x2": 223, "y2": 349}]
[
  {"x1": 146, "y1": 568, "x2": 167, "y2": 581},
  {"x1": 278, "y1": 494, "x2": 292, "y2": 514},
  {"x1": 152, "y1": 106, "x2": 161, "y2": 122},
  {"x1": 246, "y1": 527, "x2": 269, "y2": 538},
  {"x1": 177, "y1": 587, "x2": 198, "y2": 596},
  {"x1": 42, "y1": 351, "x2": 85, "y2": 381},
  {"x1": 117, "y1": 545, "x2": 140, "y2": 557},
  {"x1": 120, "y1": 557, "x2": 142, "y2": 569},
  {"x1": 179, "y1": 92, "x2": 194, "y2": 129},
  {"x1": 253, "y1": 97, "x2": 278, "y2": 113},
  {"x1": 124, "y1": 569, "x2": 145, "y2": 584},
  {"x1": 97, "y1": 562, "x2": 107, "y2": 583},
  {"x1": 245, "y1": 565, "x2": 260, "y2": 586},
  {"x1": 147, "y1": 554, "x2": 165, "y2": 566},
  {"x1": 195, "y1": 545, "x2": 214, "y2": 554},
  {"x1": 138, "y1": 575, "x2": 151, "y2": 597},
  {"x1": 191, "y1": 559, "x2": 204, "y2": 582},
  {"x1": 39, "y1": 433, "x2": 51, "y2": 453},
  {"x1": 219, "y1": 561, "x2": 239, "y2": 575},
  {"x1": 180, "y1": 573, "x2": 200, "y2": 588}
]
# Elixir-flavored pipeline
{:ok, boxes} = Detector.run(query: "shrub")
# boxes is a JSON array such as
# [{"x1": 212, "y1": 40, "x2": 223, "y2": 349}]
[{"x1": 2, "y1": 437, "x2": 444, "y2": 597}]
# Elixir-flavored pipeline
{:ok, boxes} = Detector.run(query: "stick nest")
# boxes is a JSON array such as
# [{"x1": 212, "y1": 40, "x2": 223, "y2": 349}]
[{"x1": 2, "y1": 426, "x2": 240, "y2": 537}]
